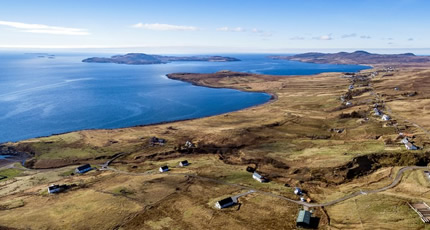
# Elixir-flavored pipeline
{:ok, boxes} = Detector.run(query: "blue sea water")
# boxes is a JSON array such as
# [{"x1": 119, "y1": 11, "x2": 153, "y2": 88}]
[{"x1": 0, "y1": 53, "x2": 370, "y2": 143}]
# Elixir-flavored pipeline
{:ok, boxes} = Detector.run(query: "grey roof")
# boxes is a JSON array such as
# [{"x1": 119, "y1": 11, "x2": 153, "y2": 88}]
[
  {"x1": 76, "y1": 164, "x2": 91, "y2": 171},
  {"x1": 296, "y1": 210, "x2": 311, "y2": 224},
  {"x1": 253, "y1": 172, "x2": 263, "y2": 179}
]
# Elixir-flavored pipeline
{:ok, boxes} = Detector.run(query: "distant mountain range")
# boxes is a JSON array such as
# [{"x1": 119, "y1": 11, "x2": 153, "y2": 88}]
[
  {"x1": 82, "y1": 53, "x2": 240, "y2": 65},
  {"x1": 268, "y1": 51, "x2": 430, "y2": 65}
]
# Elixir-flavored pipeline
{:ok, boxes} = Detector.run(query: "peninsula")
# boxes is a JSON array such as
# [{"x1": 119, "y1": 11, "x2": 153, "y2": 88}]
[
  {"x1": 82, "y1": 53, "x2": 240, "y2": 65},
  {"x1": 269, "y1": 50, "x2": 430, "y2": 66}
]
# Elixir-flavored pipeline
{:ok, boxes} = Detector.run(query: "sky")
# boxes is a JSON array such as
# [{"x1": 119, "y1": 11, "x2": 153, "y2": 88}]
[{"x1": 0, "y1": 0, "x2": 429, "y2": 53}]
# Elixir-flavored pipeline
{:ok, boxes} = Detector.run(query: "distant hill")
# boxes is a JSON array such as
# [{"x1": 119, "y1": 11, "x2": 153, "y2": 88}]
[
  {"x1": 82, "y1": 53, "x2": 240, "y2": 65},
  {"x1": 268, "y1": 51, "x2": 430, "y2": 65}
]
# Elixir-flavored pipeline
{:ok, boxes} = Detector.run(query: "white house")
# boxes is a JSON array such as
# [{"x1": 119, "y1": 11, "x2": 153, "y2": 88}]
[
  {"x1": 382, "y1": 114, "x2": 391, "y2": 121},
  {"x1": 159, "y1": 165, "x2": 169, "y2": 172},
  {"x1": 48, "y1": 184, "x2": 67, "y2": 194},
  {"x1": 401, "y1": 137, "x2": 409, "y2": 144},
  {"x1": 179, "y1": 160, "x2": 189, "y2": 167},
  {"x1": 405, "y1": 142, "x2": 418, "y2": 150},
  {"x1": 252, "y1": 172, "x2": 266, "y2": 183},
  {"x1": 294, "y1": 187, "x2": 302, "y2": 195},
  {"x1": 215, "y1": 197, "x2": 235, "y2": 209}
]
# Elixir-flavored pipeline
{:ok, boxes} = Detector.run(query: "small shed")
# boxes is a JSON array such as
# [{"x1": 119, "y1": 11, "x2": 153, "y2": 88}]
[
  {"x1": 215, "y1": 197, "x2": 235, "y2": 209},
  {"x1": 252, "y1": 172, "x2": 266, "y2": 183},
  {"x1": 159, "y1": 165, "x2": 169, "y2": 172},
  {"x1": 48, "y1": 184, "x2": 67, "y2": 194},
  {"x1": 294, "y1": 187, "x2": 302, "y2": 195},
  {"x1": 349, "y1": 85, "x2": 354, "y2": 90},
  {"x1": 382, "y1": 114, "x2": 391, "y2": 121},
  {"x1": 405, "y1": 142, "x2": 419, "y2": 150},
  {"x1": 345, "y1": 101, "x2": 352, "y2": 106},
  {"x1": 75, "y1": 164, "x2": 93, "y2": 174},
  {"x1": 179, "y1": 160, "x2": 189, "y2": 167},
  {"x1": 296, "y1": 210, "x2": 312, "y2": 228}
]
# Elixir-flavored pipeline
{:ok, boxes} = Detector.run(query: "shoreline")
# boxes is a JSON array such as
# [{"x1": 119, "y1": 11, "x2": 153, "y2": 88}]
[{"x1": 2, "y1": 68, "x2": 366, "y2": 145}]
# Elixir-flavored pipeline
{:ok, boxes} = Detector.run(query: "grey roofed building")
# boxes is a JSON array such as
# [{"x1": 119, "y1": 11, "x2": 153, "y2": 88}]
[
  {"x1": 159, "y1": 165, "x2": 169, "y2": 172},
  {"x1": 179, "y1": 160, "x2": 189, "y2": 167},
  {"x1": 75, "y1": 164, "x2": 93, "y2": 174},
  {"x1": 405, "y1": 142, "x2": 418, "y2": 150},
  {"x1": 252, "y1": 172, "x2": 266, "y2": 183},
  {"x1": 296, "y1": 210, "x2": 312, "y2": 228},
  {"x1": 215, "y1": 197, "x2": 235, "y2": 209},
  {"x1": 382, "y1": 114, "x2": 391, "y2": 121}
]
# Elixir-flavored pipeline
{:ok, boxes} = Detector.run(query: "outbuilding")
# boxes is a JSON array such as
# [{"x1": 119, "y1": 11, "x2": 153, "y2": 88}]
[
  {"x1": 159, "y1": 165, "x2": 169, "y2": 172},
  {"x1": 215, "y1": 197, "x2": 236, "y2": 209},
  {"x1": 382, "y1": 114, "x2": 391, "y2": 121},
  {"x1": 296, "y1": 210, "x2": 312, "y2": 228},
  {"x1": 294, "y1": 187, "x2": 302, "y2": 195},
  {"x1": 75, "y1": 164, "x2": 93, "y2": 174},
  {"x1": 252, "y1": 172, "x2": 266, "y2": 183},
  {"x1": 405, "y1": 142, "x2": 419, "y2": 150},
  {"x1": 179, "y1": 160, "x2": 189, "y2": 167},
  {"x1": 48, "y1": 184, "x2": 68, "y2": 194}
]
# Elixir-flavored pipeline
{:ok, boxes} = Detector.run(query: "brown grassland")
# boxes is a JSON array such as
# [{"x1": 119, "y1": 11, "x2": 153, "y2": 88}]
[{"x1": 1, "y1": 62, "x2": 430, "y2": 229}]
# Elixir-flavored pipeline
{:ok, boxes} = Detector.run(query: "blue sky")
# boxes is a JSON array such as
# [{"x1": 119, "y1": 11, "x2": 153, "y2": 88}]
[{"x1": 0, "y1": 0, "x2": 429, "y2": 53}]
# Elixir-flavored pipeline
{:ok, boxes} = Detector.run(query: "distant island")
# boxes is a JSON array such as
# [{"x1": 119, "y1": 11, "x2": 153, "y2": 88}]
[
  {"x1": 268, "y1": 50, "x2": 430, "y2": 65},
  {"x1": 82, "y1": 53, "x2": 240, "y2": 65}
]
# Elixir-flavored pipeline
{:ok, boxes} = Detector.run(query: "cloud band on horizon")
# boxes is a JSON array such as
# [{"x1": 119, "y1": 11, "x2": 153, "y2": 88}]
[{"x1": 0, "y1": 20, "x2": 89, "y2": 35}]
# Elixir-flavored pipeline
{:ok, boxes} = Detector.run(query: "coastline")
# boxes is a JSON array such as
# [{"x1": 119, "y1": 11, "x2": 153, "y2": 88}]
[{"x1": 2, "y1": 67, "x2": 365, "y2": 145}]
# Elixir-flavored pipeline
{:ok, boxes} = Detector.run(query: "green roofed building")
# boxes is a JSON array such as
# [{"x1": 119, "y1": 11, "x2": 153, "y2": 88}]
[{"x1": 296, "y1": 210, "x2": 311, "y2": 228}]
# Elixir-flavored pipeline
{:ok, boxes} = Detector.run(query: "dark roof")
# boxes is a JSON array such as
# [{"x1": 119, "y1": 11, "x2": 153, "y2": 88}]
[
  {"x1": 160, "y1": 165, "x2": 169, "y2": 170},
  {"x1": 180, "y1": 160, "x2": 189, "y2": 164},
  {"x1": 217, "y1": 197, "x2": 234, "y2": 206},
  {"x1": 77, "y1": 164, "x2": 91, "y2": 171},
  {"x1": 49, "y1": 184, "x2": 60, "y2": 189}
]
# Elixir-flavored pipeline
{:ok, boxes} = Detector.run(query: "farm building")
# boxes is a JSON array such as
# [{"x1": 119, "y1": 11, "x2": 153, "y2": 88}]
[
  {"x1": 349, "y1": 85, "x2": 354, "y2": 90},
  {"x1": 405, "y1": 142, "x2": 419, "y2": 150},
  {"x1": 296, "y1": 210, "x2": 312, "y2": 228},
  {"x1": 382, "y1": 114, "x2": 391, "y2": 121},
  {"x1": 48, "y1": 184, "x2": 68, "y2": 194},
  {"x1": 150, "y1": 137, "x2": 166, "y2": 146},
  {"x1": 345, "y1": 101, "x2": 352, "y2": 106},
  {"x1": 215, "y1": 197, "x2": 236, "y2": 209},
  {"x1": 179, "y1": 160, "x2": 189, "y2": 167},
  {"x1": 75, "y1": 164, "x2": 93, "y2": 174},
  {"x1": 252, "y1": 172, "x2": 266, "y2": 183},
  {"x1": 294, "y1": 187, "x2": 302, "y2": 195},
  {"x1": 159, "y1": 165, "x2": 169, "y2": 172},
  {"x1": 373, "y1": 108, "x2": 382, "y2": 116}
]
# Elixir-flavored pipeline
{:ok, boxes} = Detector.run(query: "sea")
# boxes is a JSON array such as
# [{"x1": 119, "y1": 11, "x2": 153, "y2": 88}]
[{"x1": 0, "y1": 53, "x2": 370, "y2": 143}]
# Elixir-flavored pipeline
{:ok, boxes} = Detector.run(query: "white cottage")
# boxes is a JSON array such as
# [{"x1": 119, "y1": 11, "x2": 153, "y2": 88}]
[
  {"x1": 252, "y1": 172, "x2": 266, "y2": 183},
  {"x1": 159, "y1": 165, "x2": 169, "y2": 172},
  {"x1": 382, "y1": 114, "x2": 391, "y2": 121},
  {"x1": 215, "y1": 197, "x2": 235, "y2": 209}
]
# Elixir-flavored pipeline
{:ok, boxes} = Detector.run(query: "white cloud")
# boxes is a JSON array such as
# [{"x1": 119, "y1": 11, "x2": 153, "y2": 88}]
[
  {"x1": 360, "y1": 35, "x2": 371, "y2": 39},
  {"x1": 341, "y1": 33, "x2": 357, "y2": 38},
  {"x1": 290, "y1": 36, "x2": 305, "y2": 40},
  {"x1": 0, "y1": 20, "x2": 89, "y2": 35},
  {"x1": 216, "y1": 27, "x2": 246, "y2": 32},
  {"x1": 313, "y1": 34, "x2": 333, "y2": 40},
  {"x1": 251, "y1": 28, "x2": 272, "y2": 37},
  {"x1": 132, "y1": 23, "x2": 198, "y2": 31}
]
